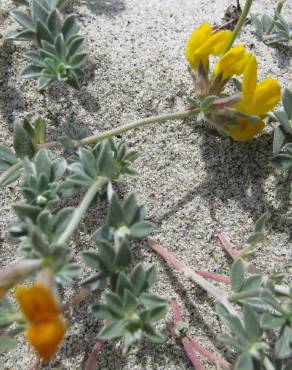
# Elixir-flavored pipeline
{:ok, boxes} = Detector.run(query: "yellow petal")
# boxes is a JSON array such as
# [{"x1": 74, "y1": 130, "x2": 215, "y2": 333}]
[
  {"x1": 196, "y1": 30, "x2": 232, "y2": 56},
  {"x1": 27, "y1": 320, "x2": 66, "y2": 359},
  {"x1": 242, "y1": 55, "x2": 258, "y2": 104},
  {"x1": 186, "y1": 23, "x2": 213, "y2": 69},
  {"x1": 249, "y1": 78, "x2": 281, "y2": 115},
  {"x1": 228, "y1": 118, "x2": 265, "y2": 141},
  {"x1": 214, "y1": 45, "x2": 247, "y2": 80},
  {"x1": 16, "y1": 284, "x2": 60, "y2": 323}
]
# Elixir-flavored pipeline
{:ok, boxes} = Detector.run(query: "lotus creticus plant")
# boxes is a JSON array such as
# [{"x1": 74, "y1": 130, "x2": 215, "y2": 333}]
[{"x1": 186, "y1": 23, "x2": 281, "y2": 141}]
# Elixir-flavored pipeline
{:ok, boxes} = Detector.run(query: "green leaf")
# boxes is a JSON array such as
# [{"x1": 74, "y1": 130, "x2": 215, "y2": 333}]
[
  {"x1": 38, "y1": 76, "x2": 53, "y2": 90},
  {"x1": 260, "y1": 313, "x2": 285, "y2": 329},
  {"x1": 140, "y1": 293, "x2": 167, "y2": 309},
  {"x1": 32, "y1": 0, "x2": 49, "y2": 24},
  {"x1": 98, "y1": 320, "x2": 126, "y2": 340},
  {"x1": 52, "y1": 207, "x2": 74, "y2": 234},
  {"x1": 254, "y1": 212, "x2": 269, "y2": 233},
  {"x1": 271, "y1": 154, "x2": 292, "y2": 170},
  {"x1": 115, "y1": 240, "x2": 132, "y2": 268},
  {"x1": 123, "y1": 193, "x2": 139, "y2": 225},
  {"x1": 48, "y1": 9, "x2": 62, "y2": 37},
  {"x1": 231, "y1": 259, "x2": 245, "y2": 293},
  {"x1": 241, "y1": 275, "x2": 262, "y2": 292},
  {"x1": 274, "y1": 111, "x2": 291, "y2": 134},
  {"x1": 116, "y1": 272, "x2": 134, "y2": 297},
  {"x1": 105, "y1": 293, "x2": 124, "y2": 317},
  {"x1": 78, "y1": 148, "x2": 97, "y2": 178},
  {"x1": 275, "y1": 326, "x2": 292, "y2": 359},
  {"x1": 282, "y1": 88, "x2": 292, "y2": 120},
  {"x1": 8, "y1": 29, "x2": 36, "y2": 41},
  {"x1": 98, "y1": 141, "x2": 117, "y2": 178},
  {"x1": 62, "y1": 15, "x2": 79, "y2": 40},
  {"x1": 123, "y1": 289, "x2": 137, "y2": 312},
  {"x1": 201, "y1": 95, "x2": 217, "y2": 110},
  {"x1": 246, "y1": 232, "x2": 265, "y2": 245},
  {"x1": 98, "y1": 240, "x2": 115, "y2": 269},
  {"x1": 0, "y1": 146, "x2": 17, "y2": 165},
  {"x1": 107, "y1": 194, "x2": 124, "y2": 228},
  {"x1": 67, "y1": 36, "x2": 85, "y2": 59},
  {"x1": 143, "y1": 324, "x2": 165, "y2": 343},
  {"x1": 0, "y1": 169, "x2": 21, "y2": 187},
  {"x1": 34, "y1": 117, "x2": 46, "y2": 143},
  {"x1": 36, "y1": 19, "x2": 54, "y2": 45},
  {"x1": 21, "y1": 65, "x2": 44, "y2": 78},
  {"x1": 13, "y1": 204, "x2": 41, "y2": 223},
  {"x1": 82, "y1": 273, "x2": 107, "y2": 290},
  {"x1": 92, "y1": 303, "x2": 118, "y2": 319},
  {"x1": 34, "y1": 149, "x2": 51, "y2": 179},
  {"x1": 69, "y1": 52, "x2": 87, "y2": 67},
  {"x1": 220, "y1": 314, "x2": 248, "y2": 345},
  {"x1": 273, "y1": 127, "x2": 286, "y2": 155},
  {"x1": 0, "y1": 336, "x2": 17, "y2": 351},
  {"x1": 10, "y1": 10, "x2": 34, "y2": 29},
  {"x1": 129, "y1": 221, "x2": 154, "y2": 238},
  {"x1": 130, "y1": 264, "x2": 146, "y2": 295},
  {"x1": 54, "y1": 33, "x2": 65, "y2": 61},
  {"x1": 81, "y1": 251, "x2": 101, "y2": 269},
  {"x1": 147, "y1": 305, "x2": 167, "y2": 323},
  {"x1": 243, "y1": 305, "x2": 262, "y2": 340},
  {"x1": 235, "y1": 352, "x2": 254, "y2": 370}
]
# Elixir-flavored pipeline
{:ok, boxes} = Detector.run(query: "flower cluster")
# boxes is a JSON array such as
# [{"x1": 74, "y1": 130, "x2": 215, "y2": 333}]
[{"x1": 186, "y1": 23, "x2": 281, "y2": 141}]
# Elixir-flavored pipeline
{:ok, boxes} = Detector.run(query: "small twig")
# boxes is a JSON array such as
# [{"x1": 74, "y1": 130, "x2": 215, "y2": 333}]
[
  {"x1": 171, "y1": 300, "x2": 205, "y2": 370},
  {"x1": 85, "y1": 340, "x2": 103, "y2": 370},
  {"x1": 148, "y1": 238, "x2": 239, "y2": 316}
]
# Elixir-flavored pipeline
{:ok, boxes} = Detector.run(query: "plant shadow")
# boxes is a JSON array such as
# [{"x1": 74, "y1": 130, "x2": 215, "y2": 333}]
[{"x1": 155, "y1": 121, "x2": 292, "y2": 235}]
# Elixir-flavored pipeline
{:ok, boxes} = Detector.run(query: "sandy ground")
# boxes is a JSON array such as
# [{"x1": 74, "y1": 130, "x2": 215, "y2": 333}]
[{"x1": 0, "y1": 0, "x2": 291, "y2": 369}]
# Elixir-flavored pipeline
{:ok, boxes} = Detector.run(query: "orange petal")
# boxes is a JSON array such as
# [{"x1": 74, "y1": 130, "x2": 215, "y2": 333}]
[
  {"x1": 228, "y1": 118, "x2": 265, "y2": 141},
  {"x1": 26, "y1": 320, "x2": 66, "y2": 359},
  {"x1": 16, "y1": 284, "x2": 60, "y2": 322}
]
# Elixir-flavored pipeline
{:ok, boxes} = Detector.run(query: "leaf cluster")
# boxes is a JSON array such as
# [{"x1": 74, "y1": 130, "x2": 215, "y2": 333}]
[
  {"x1": 218, "y1": 258, "x2": 292, "y2": 370},
  {"x1": 82, "y1": 192, "x2": 167, "y2": 350},
  {"x1": 7, "y1": 0, "x2": 86, "y2": 89},
  {"x1": 252, "y1": 10, "x2": 292, "y2": 46}
]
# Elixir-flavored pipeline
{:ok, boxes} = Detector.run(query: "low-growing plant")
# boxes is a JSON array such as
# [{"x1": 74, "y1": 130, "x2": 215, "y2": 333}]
[
  {"x1": 252, "y1": 1, "x2": 292, "y2": 46},
  {"x1": 7, "y1": 0, "x2": 87, "y2": 89},
  {"x1": 0, "y1": 0, "x2": 291, "y2": 368}
]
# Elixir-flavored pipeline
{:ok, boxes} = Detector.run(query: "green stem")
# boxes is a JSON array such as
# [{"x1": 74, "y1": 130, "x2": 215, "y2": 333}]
[
  {"x1": 56, "y1": 177, "x2": 108, "y2": 246},
  {"x1": 0, "y1": 161, "x2": 23, "y2": 187},
  {"x1": 76, "y1": 110, "x2": 196, "y2": 146},
  {"x1": 225, "y1": 0, "x2": 254, "y2": 52},
  {"x1": 265, "y1": 1, "x2": 286, "y2": 35}
]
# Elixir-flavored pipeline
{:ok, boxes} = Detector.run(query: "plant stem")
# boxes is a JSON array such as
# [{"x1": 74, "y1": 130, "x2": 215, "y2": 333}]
[
  {"x1": 196, "y1": 270, "x2": 231, "y2": 284},
  {"x1": 76, "y1": 110, "x2": 196, "y2": 146},
  {"x1": 265, "y1": 1, "x2": 286, "y2": 35},
  {"x1": 56, "y1": 177, "x2": 107, "y2": 246},
  {"x1": 85, "y1": 340, "x2": 103, "y2": 370},
  {"x1": 171, "y1": 300, "x2": 205, "y2": 370},
  {"x1": 0, "y1": 161, "x2": 22, "y2": 187},
  {"x1": 148, "y1": 238, "x2": 239, "y2": 316},
  {"x1": 225, "y1": 0, "x2": 254, "y2": 52}
]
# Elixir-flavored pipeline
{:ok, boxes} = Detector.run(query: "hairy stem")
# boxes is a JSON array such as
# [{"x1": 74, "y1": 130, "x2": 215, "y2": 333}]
[
  {"x1": 76, "y1": 110, "x2": 196, "y2": 146},
  {"x1": 56, "y1": 177, "x2": 107, "y2": 246},
  {"x1": 148, "y1": 238, "x2": 239, "y2": 316},
  {"x1": 225, "y1": 0, "x2": 254, "y2": 51},
  {"x1": 171, "y1": 300, "x2": 205, "y2": 370},
  {"x1": 61, "y1": 288, "x2": 92, "y2": 313},
  {"x1": 0, "y1": 161, "x2": 22, "y2": 187},
  {"x1": 265, "y1": 1, "x2": 286, "y2": 35}
]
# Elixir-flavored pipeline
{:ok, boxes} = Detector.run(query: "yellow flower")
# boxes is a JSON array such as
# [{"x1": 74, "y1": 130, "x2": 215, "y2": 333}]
[
  {"x1": 186, "y1": 23, "x2": 233, "y2": 71},
  {"x1": 16, "y1": 283, "x2": 66, "y2": 360},
  {"x1": 228, "y1": 118, "x2": 265, "y2": 141},
  {"x1": 226, "y1": 55, "x2": 281, "y2": 141},
  {"x1": 235, "y1": 55, "x2": 281, "y2": 116},
  {"x1": 213, "y1": 45, "x2": 252, "y2": 81}
]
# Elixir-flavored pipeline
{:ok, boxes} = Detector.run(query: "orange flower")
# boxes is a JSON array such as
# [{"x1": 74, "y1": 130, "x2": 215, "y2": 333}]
[{"x1": 16, "y1": 283, "x2": 66, "y2": 360}]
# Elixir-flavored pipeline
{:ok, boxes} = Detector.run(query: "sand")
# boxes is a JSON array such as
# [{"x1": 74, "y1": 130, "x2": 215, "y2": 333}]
[{"x1": 0, "y1": 0, "x2": 291, "y2": 368}]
